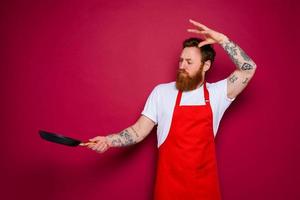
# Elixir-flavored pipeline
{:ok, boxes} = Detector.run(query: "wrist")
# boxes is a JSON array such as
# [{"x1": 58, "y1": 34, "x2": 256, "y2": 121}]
[
  {"x1": 218, "y1": 34, "x2": 229, "y2": 45},
  {"x1": 105, "y1": 135, "x2": 113, "y2": 147}
]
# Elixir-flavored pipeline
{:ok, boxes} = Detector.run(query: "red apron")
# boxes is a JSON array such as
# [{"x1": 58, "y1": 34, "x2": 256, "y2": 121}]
[{"x1": 154, "y1": 82, "x2": 221, "y2": 200}]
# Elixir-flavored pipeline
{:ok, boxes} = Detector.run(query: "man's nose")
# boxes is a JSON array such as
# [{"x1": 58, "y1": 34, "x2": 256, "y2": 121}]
[{"x1": 179, "y1": 61, "x2": 187, "y2": 69}]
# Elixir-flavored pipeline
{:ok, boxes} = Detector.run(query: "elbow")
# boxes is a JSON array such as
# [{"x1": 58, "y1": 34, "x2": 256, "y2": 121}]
[
  {"x1": 252, "y1": 61, "x2": 257, "y2": 70},
  {"x1": 246, "y1": 62, "x2": 257, "y2": 78},
  {"x1": 136, "y1": 136, "x2": 145, "y2": 143},
  {"x1": 251, "y1": 62, "x2": 257, "y2": 76}
]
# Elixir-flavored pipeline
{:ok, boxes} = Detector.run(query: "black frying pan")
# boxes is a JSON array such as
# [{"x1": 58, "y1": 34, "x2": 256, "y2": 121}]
[{"x1": 39, "y1": 130, "x2": 94, "y2": 147}]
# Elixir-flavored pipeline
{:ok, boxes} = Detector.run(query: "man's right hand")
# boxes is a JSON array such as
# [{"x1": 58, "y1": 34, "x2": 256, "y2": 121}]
[{"x1": 87, "y1": 136, "x2": 110, "y2": 153}]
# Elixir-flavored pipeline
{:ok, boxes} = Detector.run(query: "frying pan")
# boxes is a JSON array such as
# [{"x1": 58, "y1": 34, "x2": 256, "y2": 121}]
[{"x1": 39, "y1": 130, "x2": 94, "y2": 147}]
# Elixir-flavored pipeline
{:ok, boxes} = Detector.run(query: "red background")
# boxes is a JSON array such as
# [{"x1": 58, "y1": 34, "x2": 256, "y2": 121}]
[{"x1": 1, "y1": 0, "x2": 299, "y2": 199}]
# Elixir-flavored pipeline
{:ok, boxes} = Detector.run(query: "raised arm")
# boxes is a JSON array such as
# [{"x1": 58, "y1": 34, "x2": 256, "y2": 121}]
[
  {"x1": 220, "y1": 38, "x2": 256, "y2": 99},
  {"x1": 87, "y1": 115, "x2": 155, "y2": 153},
  {"x1": 187, "y1": 19, "x2": 257, "y2": 99}
]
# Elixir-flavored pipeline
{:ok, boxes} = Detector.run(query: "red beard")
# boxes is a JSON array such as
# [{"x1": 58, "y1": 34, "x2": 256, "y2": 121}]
[{"x1": 176, "y1": 66, "x2": 204, "y2": 91}]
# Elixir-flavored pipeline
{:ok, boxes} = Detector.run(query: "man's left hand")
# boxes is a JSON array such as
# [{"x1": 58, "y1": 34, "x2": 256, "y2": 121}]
[{"x1": 187, "y1": 19, "x2": 228, "y2": 47}]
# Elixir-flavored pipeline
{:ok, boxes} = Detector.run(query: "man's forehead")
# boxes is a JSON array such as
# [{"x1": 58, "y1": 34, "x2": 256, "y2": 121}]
[
  {"x1": 179, "y1": 57, "x2": 192, "y2": 60},
  {"x1": 180, "y1": 47, "x2": 201, "y2": 58}
]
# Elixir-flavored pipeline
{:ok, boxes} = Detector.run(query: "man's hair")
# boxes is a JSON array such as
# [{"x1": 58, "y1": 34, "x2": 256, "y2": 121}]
[{"x1": 182, "y1": 38, "x2": 216, "y2": 64}]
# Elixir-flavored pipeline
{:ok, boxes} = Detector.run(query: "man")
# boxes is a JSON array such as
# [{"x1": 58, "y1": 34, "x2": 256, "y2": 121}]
[{"x1": 86, "y1": 19, "x2": 257, "y2": 200}]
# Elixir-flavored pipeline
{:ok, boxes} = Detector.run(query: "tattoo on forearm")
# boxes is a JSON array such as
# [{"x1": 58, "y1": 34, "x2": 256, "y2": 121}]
[
  {"x1": 242, "y1": 78, "x2": 249, "y2": 84},
  {"x1": 222, "y1": 41, "x2": 241, "y2": 66},
  {"x1": 240, "y1": 50, "x2": 251, "y2": 61},
  {"x1": 107, "y1": 129, "x2": 137, "y2": 147},
  {"x1": 221, "y1": 39, "x2": 255, "y2": 71},
  {"x1": 229, "y1": 74, "x2": 238, "y2": 83},
  {"x1": 111, "y1": 138, "x2": 122, "y2": 146},
  {"x1": 130, "y1": 126, "x2": 140, "y2": 138}
]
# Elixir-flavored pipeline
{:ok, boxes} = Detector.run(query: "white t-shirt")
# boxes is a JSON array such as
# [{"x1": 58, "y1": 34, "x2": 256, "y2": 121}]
[{"x1": 142, "y1": 79, "x2": 235, "y2": 148}]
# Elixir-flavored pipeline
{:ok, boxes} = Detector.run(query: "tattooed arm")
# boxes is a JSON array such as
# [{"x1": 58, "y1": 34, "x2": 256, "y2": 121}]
[
  {"x1": 105, "y1": 128, "x2": 139, "y2": 147},
  {"x1": 106, "y1": 115, "x2": 155, "y2": 147},
  {"x1": 87, "y1": 115, "x2": 155, "y2": 153},
  {"x1": 220, "y1": 37, "x2": 257, "y2": 99},
  {"x1": 188, "y1": 19, "x2": 257, "y2": 99}
]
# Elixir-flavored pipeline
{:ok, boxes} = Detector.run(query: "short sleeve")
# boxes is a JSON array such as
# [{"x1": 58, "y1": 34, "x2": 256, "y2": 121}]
[
  {"x1": 141, "y1": 86, "x2": 159, "y2": 125},
  {"x1": 215, "y1": 79, "x2": 235, "y2": 108},
  {"x1": 209, "y1": 79, "x2": 235, "y2": 136}
]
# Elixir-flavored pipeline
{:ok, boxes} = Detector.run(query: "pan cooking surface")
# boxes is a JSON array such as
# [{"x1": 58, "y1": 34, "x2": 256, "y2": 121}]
[{"x1": 39, "y1": 130, "x2": 82, "y2": 146}]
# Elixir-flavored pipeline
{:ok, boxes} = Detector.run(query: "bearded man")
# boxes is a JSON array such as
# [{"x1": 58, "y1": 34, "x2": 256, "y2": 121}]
[{"x1": 86, "y1": 19, "x2": 257, "y2": 200}]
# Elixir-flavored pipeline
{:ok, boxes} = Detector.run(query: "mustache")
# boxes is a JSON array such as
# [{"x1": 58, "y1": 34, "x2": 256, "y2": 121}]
[{"x1": 177, "y1": 69, "x2": 188, "y2": 75}]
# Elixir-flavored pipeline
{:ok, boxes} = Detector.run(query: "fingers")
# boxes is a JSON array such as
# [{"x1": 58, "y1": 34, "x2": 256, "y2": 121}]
[
  {"x1": 187, "y1": 19, "x2": 211, "y2": 40},
  {"x1": 187, "y1": 29, "x2": 209, "y2": 34},
  {"x1": 92, "y1": 141, "x2": 109, "y2": 153},
  {"x1": 87, "y1": 141, "x2": 96, "y2": 148},
  {"x1": 89, "y1": 136, "x2": 101, "y2": 142},
  {"x1": 198, "y1": 40, "x2": 212, "y2": 48},
  {"x1": 86, "y1": 136, "x2": 109, "y2": 153},
  {"x1": 189, "y1": 19, "x2": 209, "y2": 31},
  {"x1": 91, "y1": 141, "x2": 103, "y2": 151},
  {"x1": 97, "y1": 143, "x2": 109, "y2": 153},
  {"x1": 187, "y1": 19, "x2": 214, "y2": 47},
  {"x1": 187, "y1": 29, "x2": 201, "y2": 34}
]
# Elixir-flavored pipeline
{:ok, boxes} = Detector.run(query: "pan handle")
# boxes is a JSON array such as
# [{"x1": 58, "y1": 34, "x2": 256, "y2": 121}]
[{"x1": 79, "y1": 141, "x2": 96, "y2": 146}]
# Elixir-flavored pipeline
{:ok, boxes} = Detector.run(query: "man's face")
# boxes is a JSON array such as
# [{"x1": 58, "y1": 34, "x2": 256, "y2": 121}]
[
  {"x1": 176, "y1": 47, "x2": 204, "y2": 91},
  {"x1": 178, "y1": 47, "x2": 202, "y2": 77}
]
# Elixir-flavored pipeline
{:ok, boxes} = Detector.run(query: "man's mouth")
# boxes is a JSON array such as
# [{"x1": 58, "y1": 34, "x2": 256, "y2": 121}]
[
  {"x1": 179, "y1": 72, "x2": 190, "y2": 78},
  {"x1": 178, "y1": 69, "x2": 188, "y2": 76}
]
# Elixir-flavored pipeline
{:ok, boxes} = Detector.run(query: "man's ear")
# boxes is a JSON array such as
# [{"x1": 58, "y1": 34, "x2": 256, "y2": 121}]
[{"x1": 203, "y1": 60, "x2": 211, "y2": 72}]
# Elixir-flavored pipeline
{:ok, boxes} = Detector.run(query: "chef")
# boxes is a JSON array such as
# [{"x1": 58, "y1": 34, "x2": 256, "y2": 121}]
[{"x1": 87, "y1": 19, "x2": 257, "y2": 200}]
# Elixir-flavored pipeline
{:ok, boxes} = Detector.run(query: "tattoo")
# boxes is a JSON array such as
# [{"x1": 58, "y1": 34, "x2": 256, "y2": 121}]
[
  {"x1": 111, "y1": 138, "x2": 122, "y2": 146},
  {"x1": 241, "y1": 63, "x2": 253, "y2": 70},
  {"x1": 242, "y1": 78, "x2": 249, "y2": 84},
  {"x1": 221, "y1": 39, "x2": 255, "y2": 71},
  {"x1": 107, "y1": 129, "x2": 137, "y2": 147},
  {"x1": 240, "y1": 50, "x2": 251, "y2": 61},
  {"x1": 130, "y1": 126, "x2": 140, "y2": 138},
  {"x1": 229, "y1": 74, "x2": 238, "y2": 83},
  {"x1": 223, "y1": 41, "x2": 241, "y2": 66}
]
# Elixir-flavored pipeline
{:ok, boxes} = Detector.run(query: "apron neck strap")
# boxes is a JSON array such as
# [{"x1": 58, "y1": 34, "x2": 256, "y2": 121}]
[
  {"x1": 203, "y1": 82, "x2": 210, "y2": 103},
  {"x1": 176, "y1": 82, "x2": 210, "y2": 106}
]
